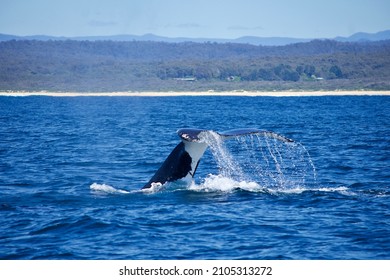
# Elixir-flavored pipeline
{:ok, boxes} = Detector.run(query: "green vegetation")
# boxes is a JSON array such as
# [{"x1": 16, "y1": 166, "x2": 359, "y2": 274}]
[{"x1": 0, "y1": 39, "x2": 389, "y2": 92}]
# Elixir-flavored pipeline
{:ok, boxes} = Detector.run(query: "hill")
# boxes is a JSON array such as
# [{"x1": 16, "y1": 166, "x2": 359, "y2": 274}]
[
  {"x1": 1, "y1": 30, "x2": 390, "y2": 46},
  {"x1": 0, "y1": 39, "x2": 389, "y2": 92}
]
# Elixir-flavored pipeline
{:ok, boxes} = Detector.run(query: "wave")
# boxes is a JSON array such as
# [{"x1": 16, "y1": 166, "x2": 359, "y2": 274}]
[
  {"x1": 90, "y1": 176, "x2": 354, "y2": 197},
  {"x1": 89, "y1": 182, "x2": 168, "y2": 195},
  {"x1": 188, "y1": 173, "x2": 354, "y2": 195},
  {"x1": 90, "y1": 183, "x2": 131, "y2": 194}
]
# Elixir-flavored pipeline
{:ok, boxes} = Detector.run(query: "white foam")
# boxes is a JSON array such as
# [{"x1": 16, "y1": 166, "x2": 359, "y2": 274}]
[
  {"x1": 90, "y1": 183, "x2": 130, "y2": 194},
  {"x1": 186, "y1": 174, "x2": 356, "y2": 197},
  {"x1": 267, "y1": 187, "x2": 307, "y2": 194},
  {"x1": 317, "y1": 186, "x2": 355, "y2": 195},
  {"x1": 189, "y1": 174, "x2": 266, "y2": 193},
  {"x1": 267, "y1": 185, "x2": 354, "y2": 195}
]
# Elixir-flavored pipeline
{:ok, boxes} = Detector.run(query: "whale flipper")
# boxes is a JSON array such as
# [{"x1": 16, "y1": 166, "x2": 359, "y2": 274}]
[{"x1": 142, "y1": 128, "x2": 293, "y2": 189}]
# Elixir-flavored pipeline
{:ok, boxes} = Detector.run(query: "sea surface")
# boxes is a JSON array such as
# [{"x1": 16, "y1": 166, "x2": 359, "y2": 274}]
[{"x1": 0, "y1": 95, "x2": 389, "y2": 260}]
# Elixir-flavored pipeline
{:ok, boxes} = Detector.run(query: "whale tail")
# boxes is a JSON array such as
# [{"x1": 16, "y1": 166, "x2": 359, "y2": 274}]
[{"x1": 142, "y1": 128, "x2": 293, "y2": 189}]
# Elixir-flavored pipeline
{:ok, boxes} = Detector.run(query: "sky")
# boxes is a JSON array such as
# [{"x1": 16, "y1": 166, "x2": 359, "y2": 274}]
[{"x1": 0, "y1": 0, "x2": 389, "y2": 39}]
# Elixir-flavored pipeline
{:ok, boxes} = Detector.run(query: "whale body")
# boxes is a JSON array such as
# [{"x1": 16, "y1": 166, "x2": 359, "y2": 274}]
[{"x1": 142, "y1": 128, "x2": 293, "y2": 189}]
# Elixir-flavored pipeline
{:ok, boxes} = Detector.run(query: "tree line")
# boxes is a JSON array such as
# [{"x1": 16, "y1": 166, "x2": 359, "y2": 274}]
[{"x1": 0, "y1": 39, "x2": 389, "y2": 91}]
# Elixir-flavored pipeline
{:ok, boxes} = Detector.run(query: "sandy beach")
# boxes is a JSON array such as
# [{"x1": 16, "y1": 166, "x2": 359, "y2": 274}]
[{"x1": 1, "y1": 90, "x2": 389, "y2": 97}]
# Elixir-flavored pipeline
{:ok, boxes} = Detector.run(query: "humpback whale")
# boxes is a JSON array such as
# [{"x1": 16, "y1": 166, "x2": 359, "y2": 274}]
[{"x1": 142, "y1": 128, "x2": 293, "y2": 189}]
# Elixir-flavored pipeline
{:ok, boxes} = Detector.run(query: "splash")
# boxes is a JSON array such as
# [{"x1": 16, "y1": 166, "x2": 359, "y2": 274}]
[
  {"x1": 90, "y1": 131, "x2": 319, "y2": 195},
  {"x1": 199, "y1": 131, "x2": 246, "y2": 180},
  {"x1": 197, "y1": 131, "x2": 317, "y2": 191}
]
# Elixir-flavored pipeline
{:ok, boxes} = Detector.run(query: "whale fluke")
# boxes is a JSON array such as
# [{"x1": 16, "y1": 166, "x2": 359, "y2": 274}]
[{"x1": 142, "y1": 128, "x2": 293, "y2": 189}]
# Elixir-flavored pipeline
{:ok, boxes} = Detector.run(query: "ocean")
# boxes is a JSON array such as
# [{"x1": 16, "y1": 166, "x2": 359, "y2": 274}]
[{"x1": 0, "y1": 95, "x2": 389, "y2": 259}]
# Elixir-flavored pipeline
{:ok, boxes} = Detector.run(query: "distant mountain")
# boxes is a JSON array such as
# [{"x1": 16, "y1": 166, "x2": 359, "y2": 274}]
[
  {"x1": 0, "y1": 34, "x2": 68, "y2": 41},
  {"x1": 335, "y1": 30, "x2": 390, "y2": 42},
  {"x1": 1, "y1": 30, "x2": 389, "y2": 46},
  {"x1": 0, "y1": 33, "x2": 311, "y2": 46}
]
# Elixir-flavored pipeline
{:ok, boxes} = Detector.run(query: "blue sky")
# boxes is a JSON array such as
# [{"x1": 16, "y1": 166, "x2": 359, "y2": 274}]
[{"x1": 0, "y1": 0, "x2": 389, "y2": 39}]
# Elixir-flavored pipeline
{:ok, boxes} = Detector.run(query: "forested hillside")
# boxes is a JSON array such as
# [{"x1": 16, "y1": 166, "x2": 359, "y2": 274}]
[{"x1": 0, "y1": 39, "x2": 389, "y2": 92}]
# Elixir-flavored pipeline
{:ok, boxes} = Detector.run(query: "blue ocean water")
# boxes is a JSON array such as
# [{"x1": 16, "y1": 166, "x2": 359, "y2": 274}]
[{"x1": 0, "y1": 95, "x2": 389, "y2": 260}]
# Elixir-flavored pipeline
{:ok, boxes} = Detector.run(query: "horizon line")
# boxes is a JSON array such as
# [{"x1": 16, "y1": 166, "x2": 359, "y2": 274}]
[{"x1": 1, "y1": 29, "x2": 389, "y2": 41}]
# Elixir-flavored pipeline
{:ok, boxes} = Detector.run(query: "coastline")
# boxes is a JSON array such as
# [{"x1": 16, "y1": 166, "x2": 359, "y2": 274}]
[{"x1": 1, "y1": 90, "x2": 390, "y2": 97}]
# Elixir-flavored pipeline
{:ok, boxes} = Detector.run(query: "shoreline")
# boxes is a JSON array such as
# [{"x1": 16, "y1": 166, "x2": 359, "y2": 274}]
[{"x1": 1, "y1": 90, "x2": 390, "y2": 97}]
